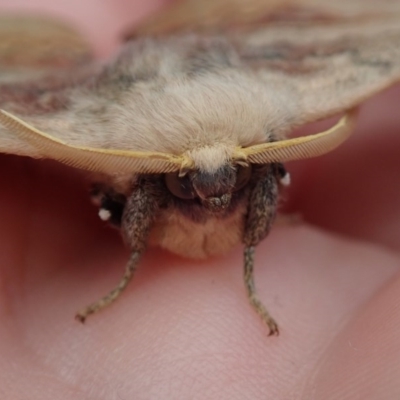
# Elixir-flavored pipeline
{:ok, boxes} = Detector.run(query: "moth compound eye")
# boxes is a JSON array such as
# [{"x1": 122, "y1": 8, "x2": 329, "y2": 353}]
[
  {"x1": 234, "y1": 165, "x2": 252, "y2": 191},
  {"x1": 165, "y1": 173, "x2": 196, "y2": 199}
]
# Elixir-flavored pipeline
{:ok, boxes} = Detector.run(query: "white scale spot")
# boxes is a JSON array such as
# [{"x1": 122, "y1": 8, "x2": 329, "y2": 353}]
[
  {"x1": 280, "y1": 173, "x2": 291, "y2": 187},
  {"x1": 99, "y1": 208, "x2": 111, "y2": 221}
]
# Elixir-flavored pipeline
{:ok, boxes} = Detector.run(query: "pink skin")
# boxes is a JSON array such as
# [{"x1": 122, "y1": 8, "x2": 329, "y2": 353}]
[{"x1": 1, "y1": 1, "x2": 400, "y2": 399}]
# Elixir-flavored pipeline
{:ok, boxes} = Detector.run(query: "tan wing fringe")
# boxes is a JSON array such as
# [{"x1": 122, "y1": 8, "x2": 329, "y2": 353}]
[
  {"x1": 0, "y1": 110, "x2": 183, "y2": 174},
  {"x1": 236, "y1": 108, "x2": 358, "y2": 164}
]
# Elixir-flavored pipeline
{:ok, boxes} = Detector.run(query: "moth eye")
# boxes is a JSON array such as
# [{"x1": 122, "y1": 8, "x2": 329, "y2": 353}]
[
  {"x1": 234, "y1": 165, "x2": 252, "y2": 192},
  {"x1": 165, "y1": 173, "x2": 196, "y2": 199}
]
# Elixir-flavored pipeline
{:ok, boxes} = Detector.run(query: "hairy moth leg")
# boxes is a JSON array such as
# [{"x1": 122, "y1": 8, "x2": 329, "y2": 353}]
[
  {"x1": 243, "y1": 165, "x2": 280, "y2": 335},
  {"x1": 76, "y1": 178, "x2": 161, "y2": 322},
  {"x1": 75, "y1": 251, "x2": 142, "y2": 323}
]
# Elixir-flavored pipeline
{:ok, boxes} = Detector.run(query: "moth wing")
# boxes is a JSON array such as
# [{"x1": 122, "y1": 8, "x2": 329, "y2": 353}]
[
  {"x1": 127, "y1": 0, "x2": 400, "y2": 37},
  {"x1": 235, "y1": 8, "x2": 400, "y2": 124},
  {"x1": 4, "y1": 4, "x2": 400, "y2": 173},
  {"x1": 0, "y1": 15, "x2": 92, "y2": 71},
  {"x1": 0, "y1": 16, "x2": 183, "y2": 174},
  {"x1": 127, "y1": 0, "x2": 400, "y2": 125},
  {"x1": 125, "y1": 0, "x2": 283, "y2": 38},
  {"x1": 0, "y1": 16, "x2": 93, "y2": 157}
]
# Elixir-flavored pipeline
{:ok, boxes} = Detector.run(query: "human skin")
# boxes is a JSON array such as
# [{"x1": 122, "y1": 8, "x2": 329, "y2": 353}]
[{"x1": 0, "y1": 1, "x2": 400, "y2": 399}]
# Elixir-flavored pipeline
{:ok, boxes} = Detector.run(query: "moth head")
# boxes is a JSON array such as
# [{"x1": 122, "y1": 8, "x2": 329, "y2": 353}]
[
  {"x1": 161, "y1": 107, "x2": 357, "y2": 211},
  {"x1": 165, "y1": 162, "x2": 251, "y2": 212}
]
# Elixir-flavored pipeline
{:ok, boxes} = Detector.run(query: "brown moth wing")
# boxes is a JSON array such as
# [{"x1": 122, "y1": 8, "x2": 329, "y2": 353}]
[
  {"x1": 2, "y1": 2, "x2": 400, "y2": 171},
  {"x1": 124, "y1": 0, "x2": 284, "y2": 38},
  {"x1": 126, "y1": 0, "x2": 400, "y2": 37},
  {"x1": 0, "y1": 16, "x2": 91, "y2": 71},
  {"x1": 127, "y1": 0, "x2": 400, "y2": 125},
  {"x1": 0, "y1": 16, "x2": 93, "y2": 88},
  {"x1": 0, "y1": 16, "x2": 96, "y2": 157},
  {"x1": 235, "y1": 13, "x2": 400, "y2": 124}
]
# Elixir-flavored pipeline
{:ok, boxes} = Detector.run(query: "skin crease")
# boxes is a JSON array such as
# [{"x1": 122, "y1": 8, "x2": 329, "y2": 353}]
[{"x1": 1, "y1": 0, "x2": 400, "y2": 399}]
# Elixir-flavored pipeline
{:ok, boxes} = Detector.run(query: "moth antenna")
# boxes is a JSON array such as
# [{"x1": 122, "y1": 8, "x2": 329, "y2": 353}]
[
  {"x1": 75, "y1": 251, "x2": 141, "y2": 323},
  {"x1": 0, "y1": 110, "x2": 183, "y2": 174},
  {"x1": 233, "y1": 153, "x2": 250, "y2": 167},
  {"x1": 235, "y1": 108, "x2": 358, "y2": 164},
  {"x1": 178, "y1": 157, "x2": 196, "y2": 177}
]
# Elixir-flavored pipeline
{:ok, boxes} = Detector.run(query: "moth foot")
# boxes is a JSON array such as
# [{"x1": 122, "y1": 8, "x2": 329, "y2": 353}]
[
  {"x1": 248, "y1": 295, "x2": 280, "y2": 336},
  {"x1": 252, "y1": 298, "x2": 280, "y2": 336},
  {"x1": 75, "y1": 303, "x2": 99, "y2": 323},
  {"x1": 265, "y1": 318, "x2": 280, "y2": 336},
  {"x1": 75, "y1": 313, "x2": 87, "y2": 324}
]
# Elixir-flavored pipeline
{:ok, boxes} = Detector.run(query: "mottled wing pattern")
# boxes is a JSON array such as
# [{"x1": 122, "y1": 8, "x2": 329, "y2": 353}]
[
  {"x1": 235, "y1": 7, "x2": 400, "y2": 124},
  {"x1": 127, "y1": 0, "x2": 400, "y2": 37},
  {"x1": 127, "y1": 0, "x2": 400, "y2": 125},
  {"x1": 1, "y1": 2, "x2": 400, "y2": 172},
  {"x1": 0, "y1": 16, "x2": 190, "y2": 174}
]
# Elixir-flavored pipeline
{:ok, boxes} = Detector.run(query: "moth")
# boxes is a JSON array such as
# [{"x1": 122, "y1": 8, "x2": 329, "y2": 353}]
[{"x1": 1, "y1": 0, "x2": 400, "y2": 336}]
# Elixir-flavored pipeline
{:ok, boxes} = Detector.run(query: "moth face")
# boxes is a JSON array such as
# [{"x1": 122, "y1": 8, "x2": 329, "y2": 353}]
[{"x1": 164, "y1": 163, "x2": 252, "y2": 212}]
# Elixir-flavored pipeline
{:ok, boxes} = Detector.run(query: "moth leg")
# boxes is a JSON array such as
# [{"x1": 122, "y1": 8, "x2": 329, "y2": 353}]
[
  {"x1": 243, "y1": 165, "x2": 280, "y2": 336},
  {"x1": 75, "y1": 251, "x2": 142, "y2": 323},
  {"x1": 76, "y1": 178, "x2": 161, "y2": 323}
]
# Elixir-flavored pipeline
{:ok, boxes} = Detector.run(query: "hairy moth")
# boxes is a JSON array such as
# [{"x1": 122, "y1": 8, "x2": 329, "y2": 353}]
[{"x1": 1, "y1": 0, "x2": 400, "y2": 335}]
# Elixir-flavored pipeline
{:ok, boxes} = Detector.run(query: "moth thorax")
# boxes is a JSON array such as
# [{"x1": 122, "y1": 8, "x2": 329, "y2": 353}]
[{"x1": 186, "y1": 144, "x2": 235, "y2": 174}]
